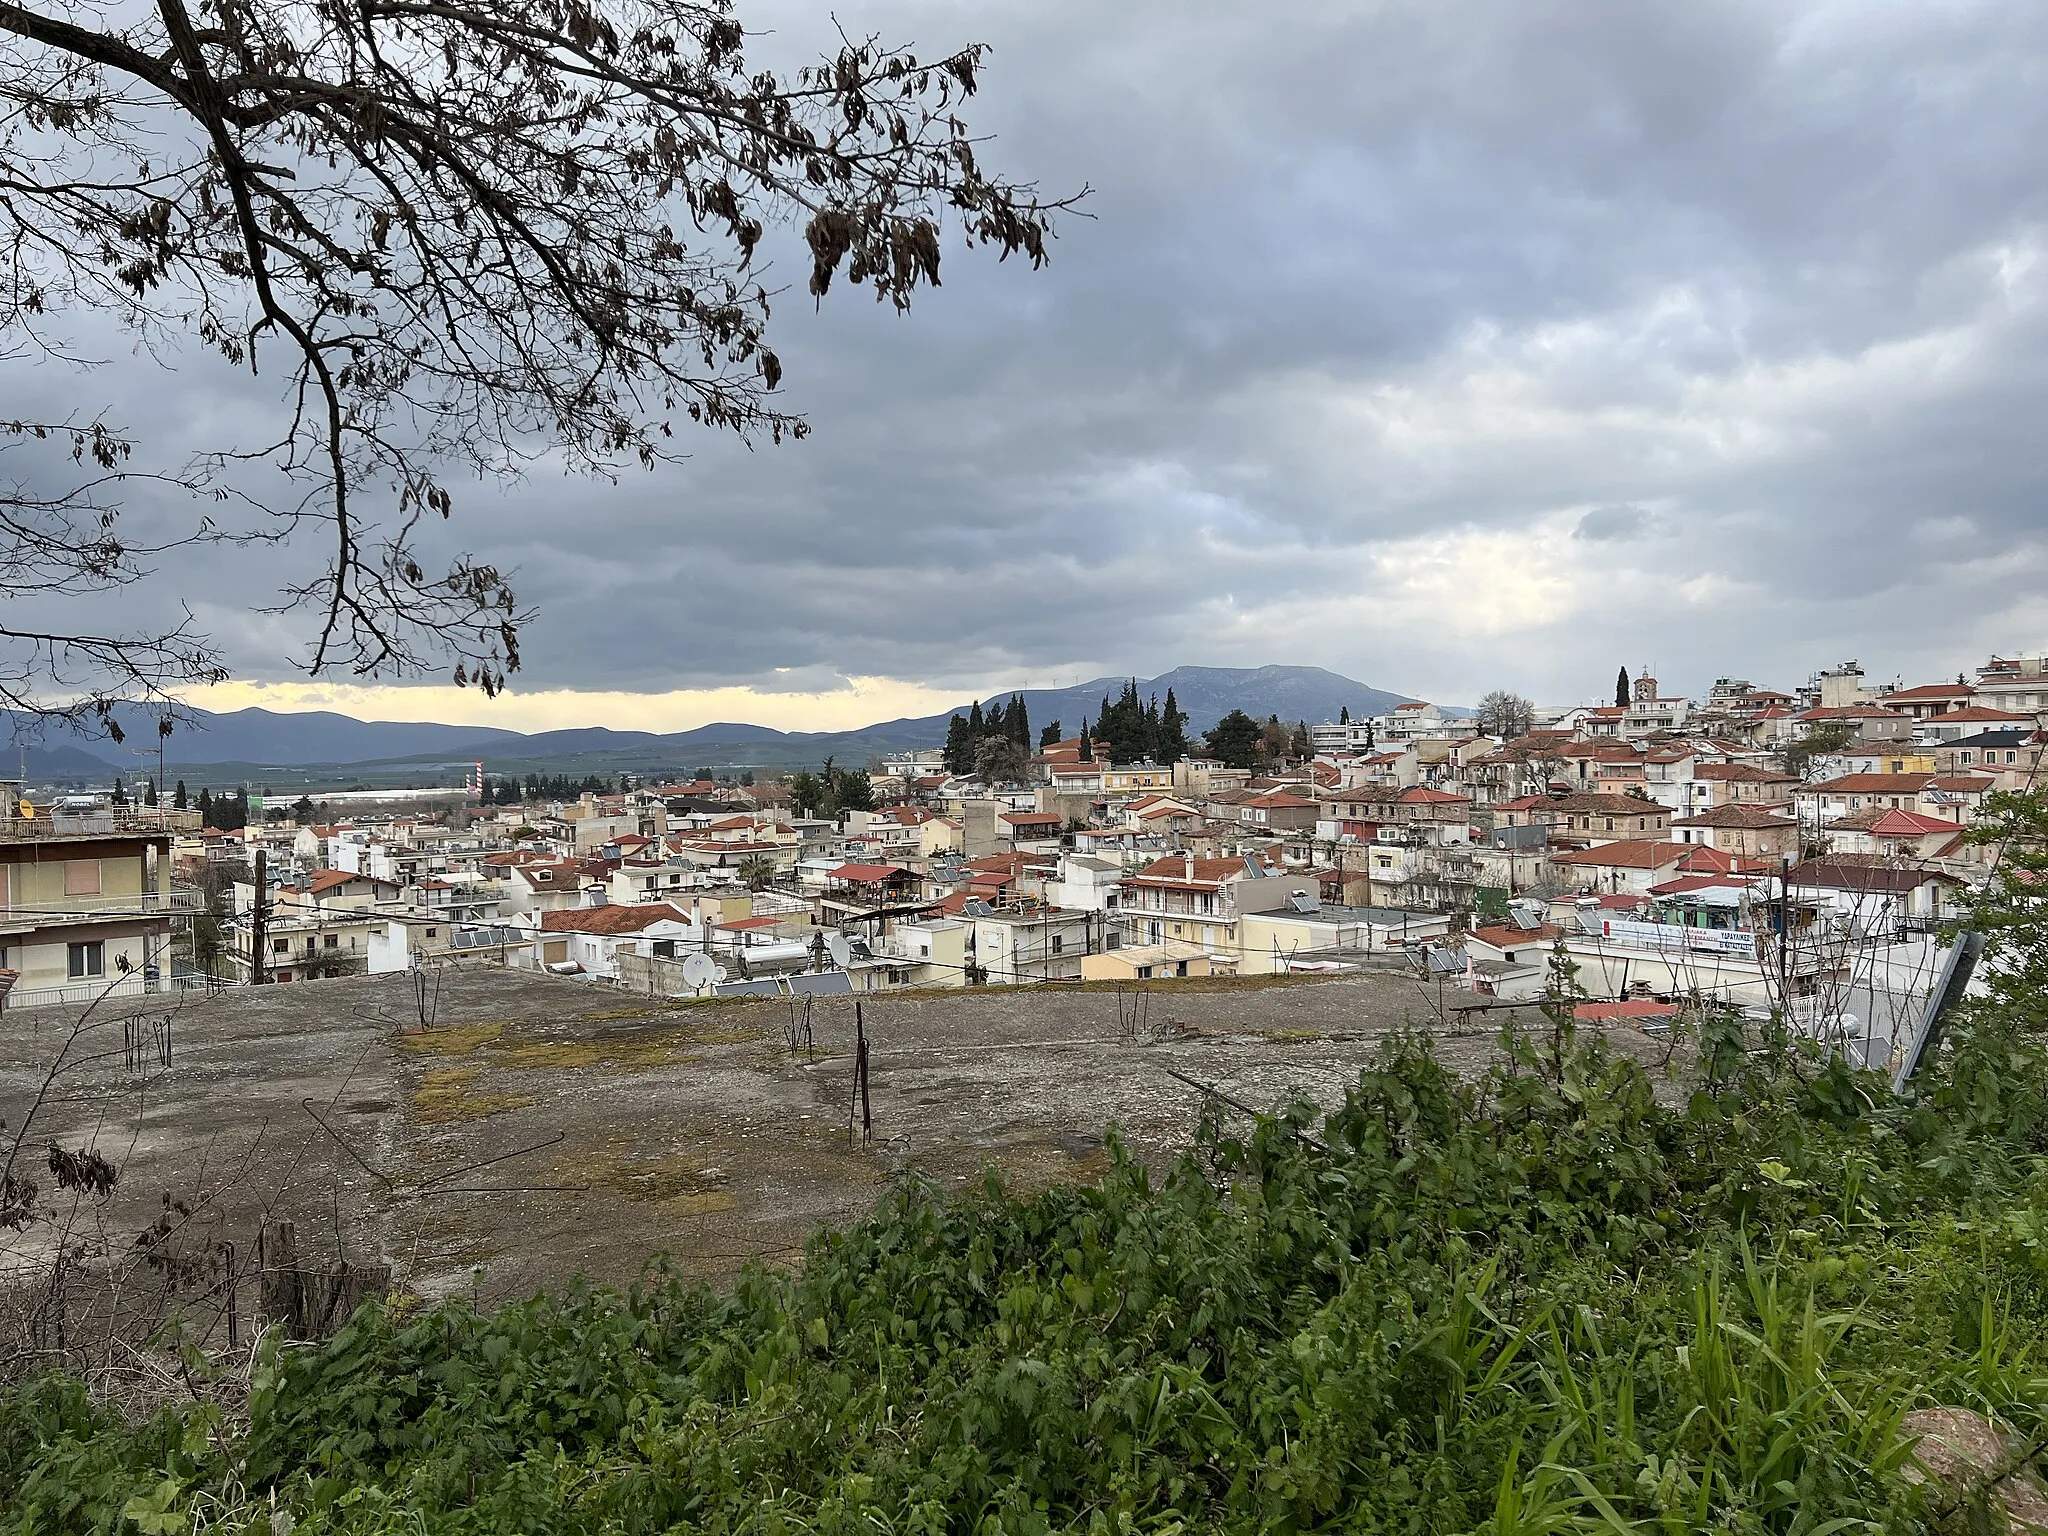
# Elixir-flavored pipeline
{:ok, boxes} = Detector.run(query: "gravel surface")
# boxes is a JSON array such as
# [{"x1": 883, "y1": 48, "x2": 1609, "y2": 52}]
[{"x1": 1, "y1": 968, "x2": 1667, "y2": 1311}]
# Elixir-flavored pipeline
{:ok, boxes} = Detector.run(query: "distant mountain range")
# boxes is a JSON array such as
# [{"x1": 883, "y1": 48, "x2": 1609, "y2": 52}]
[{"x1": 0, "y1": 665, "x2": 1424, "y2": 786}]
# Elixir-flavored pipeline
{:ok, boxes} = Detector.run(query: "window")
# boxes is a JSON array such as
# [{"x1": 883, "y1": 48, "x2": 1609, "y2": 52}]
[
  {"x1": 277, "y1": 970, "x2": 292, "y2": 983},
  {"x1": 324, "y1": 934, "x2": 339, "y2": 948},
  {"x1": 273, "y1": 938, "x2": 290, "y2": 954},
  {"x1": 67, "y1": 941, "x2": 104, "y2": 978},
  {"x1": 64, "y1": 860, "x2": 102, "y2": 897}
]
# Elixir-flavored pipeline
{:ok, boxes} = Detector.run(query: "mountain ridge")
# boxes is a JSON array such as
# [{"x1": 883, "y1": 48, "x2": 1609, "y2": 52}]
[{"x1": 3, "y1": 665, "x2": 1427, "y2": 781}]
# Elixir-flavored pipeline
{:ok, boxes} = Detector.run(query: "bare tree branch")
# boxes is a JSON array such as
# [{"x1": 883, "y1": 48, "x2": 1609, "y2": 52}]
[{"x1": 0, "y1": 0, "x2": 1076, "y2": 718}]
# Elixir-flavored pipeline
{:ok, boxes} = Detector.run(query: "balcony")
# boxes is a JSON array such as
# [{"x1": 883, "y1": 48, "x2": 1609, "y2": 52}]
[
  {"x1": 0, "y1": 811, "x2": 184, "y2": 842},
  {"x1": 0, "y1": 890, "x2": 183, "y2": 926}
]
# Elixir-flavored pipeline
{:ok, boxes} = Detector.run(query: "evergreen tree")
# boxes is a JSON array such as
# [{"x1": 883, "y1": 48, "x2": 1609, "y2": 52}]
[
  {"x1": 1291, "y1": 721, "x2": 1311, "y2": 760},
  {"x1": 1339, "y1": 705, "x2": 1350, "y2": 725},
  {"x1": 1079, "y1": 732, "x2": 1093, "y2": 762},
  {"x1": 967, "y1": 700, "x2": 985, "y2": 740},
  {"x1": 985, "y1": 698, "x2": 1006, "y2": 742},
  {"x1": 831, "y1": 765, "x2": 876, "y2": 813},
  {"x1": 1158, "y1": 688, "x2": 1189, "y2": 764},
  {"x1": 1615, "y1": 666, "x2": 1631, "y2": 709},
  {"x1": 143, "y1": 778, "x2": 158, "y2": 807},
  {"x1": 111, "y1": 776, "x2": 126, "y2": 806},
  {"x1": 197, "y1": 787, "x2": 214, "y2": 825},
  {"x1": 1204, "y1": 710, "x2": 1262, "y2": 770},
  {"x1": 173, "y1": 780, "x2": 187, "y2": 811},
  {"x1": 292, "y1": 793, "x2": 316, "y2": 823},
  {"x1": 943, "y1": 712, "x2": 973, "y2": 776},
  {"x1": 1039, "y1": 720, "x2": 1062, "y2": 749},
  {"x1": 1009, "y1": 694, "x2": 1029, "y2": 747},
  {"x1": 788, "y1": 771, "x2": 825, "y2": 818}
]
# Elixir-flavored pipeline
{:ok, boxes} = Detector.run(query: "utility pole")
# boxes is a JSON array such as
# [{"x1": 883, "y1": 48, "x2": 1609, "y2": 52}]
[
  {"x1": 252, "y1": 848, "x2": 269, "y2": 985},
  {"x1": 1775, "y1": 853, "x2": 1791, "y2": 1015}
]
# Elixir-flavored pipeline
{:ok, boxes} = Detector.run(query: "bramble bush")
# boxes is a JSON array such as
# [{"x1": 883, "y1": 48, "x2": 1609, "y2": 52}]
[{"x1": 8, "y1": 789, "x2": 2048, "y2": 1533}]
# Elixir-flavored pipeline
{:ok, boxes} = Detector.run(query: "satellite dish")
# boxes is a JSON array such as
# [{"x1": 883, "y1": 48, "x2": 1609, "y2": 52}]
[
  {"x1": 17, "y1": 800, "x2": 32, "y2": 818},
  {"x1": 825, "y1": 932, "x2": 852, "y2": 968},
  {"x1": 680, "y1": 953, "x2": 717, "y2": 990}
]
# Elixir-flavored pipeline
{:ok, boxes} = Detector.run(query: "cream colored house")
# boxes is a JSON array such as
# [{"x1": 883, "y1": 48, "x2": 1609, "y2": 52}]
[
  {"x1": 1080, "y1": 940, "x2": 1219, "y2": 981},
  {"x1": 0, "y1": 820, "x2": 175, "y2": 1004}
]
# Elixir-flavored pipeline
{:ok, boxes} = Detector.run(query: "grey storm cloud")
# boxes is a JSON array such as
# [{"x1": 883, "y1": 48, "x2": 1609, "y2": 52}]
[
  {"x1": 11, "y1": 0, "x2": 2048, "y2": 706},
  {"x1": 1574, "y1": 507, "x2": 1652, "y2": 543}
]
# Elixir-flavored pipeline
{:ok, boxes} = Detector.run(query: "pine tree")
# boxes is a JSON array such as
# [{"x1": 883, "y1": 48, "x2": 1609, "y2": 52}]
[
  {"x1": 1616, "y1": 666, "x2": 1631, "y2": 709},
  {"x1": 1158, "y1": 688, "x2": 1189, "y2": 765},
  {"x1": 1039, "y1": 720, "x2": 1062, "y2": 749},
  {"x1": 943, "y1": 713, "x2": 972, "y2": 776}
]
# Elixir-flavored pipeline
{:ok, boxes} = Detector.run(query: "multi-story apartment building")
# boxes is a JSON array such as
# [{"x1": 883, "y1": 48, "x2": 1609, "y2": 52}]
[
  {"x1": 0, "y1": 801, "x2": 179, "y2": 1006},
  {"x1": 1117, "y1": 853, "x2": 1295, "y2": 954}
]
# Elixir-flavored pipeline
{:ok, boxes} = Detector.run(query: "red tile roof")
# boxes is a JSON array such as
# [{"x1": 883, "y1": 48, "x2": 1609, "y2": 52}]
[
  {"x1": 540, "y1": 903, "x2": 690, "y2": 934},
  {"x1": 1694, "y1": 762, "x2": 1797, "y2": 783},
  {"x1": 1547, "y1": 793, "x2": 1667, "y2": 815},
  {"x1": 1883, "y1": 682, "x2": 1975, "y2": 703},
  {"x1": 1867, "y1": 809, "x2": 1963, "y2": 837},
  {"x1": 829, "y1": 862, "x2": 913, "y2": 883},
  {"x1": 1925, "y1": 706, "x2": 2030, "y2": 723},
  {"x1": 1551, "y1": 839, "x2": 1687, "y2": 869},
  {"x1": 1576, "y1": 1000, "x2": 1681, "y2": 1022},
  {"x1": 1804, "y1": 773, "x2": 1935, "y2": 794},
  {"x1": 1671, "y1": 805, "x2": 1796, "y2": 829}
]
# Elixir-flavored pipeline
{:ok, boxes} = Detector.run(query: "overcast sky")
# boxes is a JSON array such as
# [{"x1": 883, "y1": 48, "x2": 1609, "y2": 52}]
[{"x1": 15, "y1": 0, "x2": 2048, "y2": 731}]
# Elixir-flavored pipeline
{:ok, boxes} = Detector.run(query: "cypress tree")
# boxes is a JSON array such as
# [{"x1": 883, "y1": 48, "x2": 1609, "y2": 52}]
[
  {"x1": 173, "y1": 779, "x2": 188, "y2": 810},
  {"x1": 1616, "y1": 667, "x2": 1631, "y2": 709}
]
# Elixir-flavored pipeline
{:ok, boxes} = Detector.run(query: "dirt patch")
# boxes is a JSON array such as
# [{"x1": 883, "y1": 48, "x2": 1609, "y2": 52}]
[{"x1": 2, "y1": 965, "x2": 1586, "y2": 1310}]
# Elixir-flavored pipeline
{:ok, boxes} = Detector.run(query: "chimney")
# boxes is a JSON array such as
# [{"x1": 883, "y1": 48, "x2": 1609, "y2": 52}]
[{"x1": 1183, "y1": 852, "x2": 1195, "y2": 881}]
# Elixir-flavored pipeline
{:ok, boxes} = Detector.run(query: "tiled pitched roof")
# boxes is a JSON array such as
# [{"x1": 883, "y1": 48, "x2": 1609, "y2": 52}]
[
  {"x1": 1868, "y1": 809, "x2": 1963, "y2": 837},
  {"x1": 1546, "y1": 793, "x2": 1666, "y2": 814},
  {"x1": 540, "y1": 903, "x2": 690, "y2": 934},
  {"x1": 1551, "y1": 839, "x2": 1687, "y2": 870},
  {"x1": 829, "y1": 862, "x2": 913, "y2": 883},
  {"x1": 1671, "y1": 805, "x2": 1796, "y2": 829},
  {"x1": 1694, "y1": 762, "x2": 1797, "y2": 783},
  {"x1": 1803, "y1": 773, "x2": 1935, "y2": 794}
]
